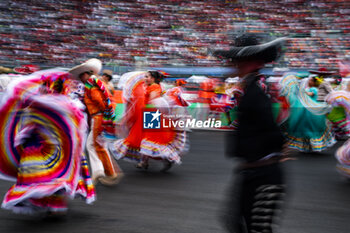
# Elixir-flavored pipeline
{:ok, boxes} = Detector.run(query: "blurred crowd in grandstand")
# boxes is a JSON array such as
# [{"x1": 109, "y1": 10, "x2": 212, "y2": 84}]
[{"x1": 0, "y1": 0, "x2": 349, "y2": 70}]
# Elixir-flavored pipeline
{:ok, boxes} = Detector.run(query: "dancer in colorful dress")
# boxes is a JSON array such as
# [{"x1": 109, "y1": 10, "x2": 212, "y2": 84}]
[
  {"x1": 109, "y1": 71, "x2": 187, "y2": 172},
  {"x1": 280, "y1": 74, "x2": 335, "y2": 152},
  {"x1": 326, "y1": 89, "x2": 350, "y2": 140},
  {"x1": 334, "y1": 70, "x2": 350, "y2": 176},
  {"x1": 322, "y1": 74, "x2": 350, "y2": 140},
  {"x1": 69, "y1": 59, "x2": 122, "y2": 186},
  {"x1": 139, "y1": 71, "x2": 187, "y2": 171},
  {"x1": 332, "y1": 86, "x2": 350, "y2": 176},
  {"x1": 0, "y1": 70, "x2": 95, "y2": 216}
]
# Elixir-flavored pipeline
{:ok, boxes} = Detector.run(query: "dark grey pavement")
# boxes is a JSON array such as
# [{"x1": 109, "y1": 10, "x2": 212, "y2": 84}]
[{"x1": 0, "y1": 130, "x2": 350, "y2": 233}]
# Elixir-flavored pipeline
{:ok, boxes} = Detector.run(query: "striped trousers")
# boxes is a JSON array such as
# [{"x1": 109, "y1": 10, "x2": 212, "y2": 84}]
[{"x1": 223, "y1": 163, "x2": 286, "y2": 233}]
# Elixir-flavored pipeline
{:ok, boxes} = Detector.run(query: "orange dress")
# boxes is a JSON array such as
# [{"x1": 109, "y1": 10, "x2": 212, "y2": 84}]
[{"x1": 140, "y1": 84, "x2": 186, "y2": 164}]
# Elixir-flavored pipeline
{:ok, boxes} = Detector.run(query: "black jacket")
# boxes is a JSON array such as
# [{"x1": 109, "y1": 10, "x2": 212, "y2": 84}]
[{"x1": 234, "y1": 73, "x2": 285, "y2": 162}]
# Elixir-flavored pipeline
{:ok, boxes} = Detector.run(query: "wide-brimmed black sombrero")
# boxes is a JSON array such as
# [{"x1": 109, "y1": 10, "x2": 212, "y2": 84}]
[{"x1": 214, "y1": 34, "x2": 286, "y2": 63}]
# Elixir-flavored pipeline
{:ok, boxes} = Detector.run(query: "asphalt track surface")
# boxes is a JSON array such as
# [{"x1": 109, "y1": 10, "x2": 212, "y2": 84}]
[{"x1": 0, "y1": 130, "x2": 350, "y2": 233}]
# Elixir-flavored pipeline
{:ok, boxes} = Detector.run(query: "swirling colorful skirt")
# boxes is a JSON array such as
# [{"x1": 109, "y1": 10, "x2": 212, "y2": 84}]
[
  {"x1": 0, "y1": 93, "x2": 95, "y2": 214},
  {"x1": 335, "y1": 139, "x2": 350, "y2": 178}
]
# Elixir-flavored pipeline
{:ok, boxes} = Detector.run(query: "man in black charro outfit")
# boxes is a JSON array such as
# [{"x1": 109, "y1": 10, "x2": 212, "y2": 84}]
[{"x1": 214, "y1": 34, "x2": 289, "y2": 233}]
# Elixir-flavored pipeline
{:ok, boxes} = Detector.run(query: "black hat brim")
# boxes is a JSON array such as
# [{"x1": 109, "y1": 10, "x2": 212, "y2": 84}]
[{"x1": 214, "y1": 37, "x2": 286, "y2": 63}]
